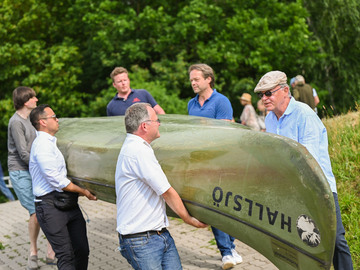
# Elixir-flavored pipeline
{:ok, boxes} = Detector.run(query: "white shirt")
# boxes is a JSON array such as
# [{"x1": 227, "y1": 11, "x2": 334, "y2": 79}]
[
  {"x1": 115, "y1": 133, "x2": 171, "y2": 235},
  {"x1": 29, "y1": 131, "x2": 71, "y2": 197}
]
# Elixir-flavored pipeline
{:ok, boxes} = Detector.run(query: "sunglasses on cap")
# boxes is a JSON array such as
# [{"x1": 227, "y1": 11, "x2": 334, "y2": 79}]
[{"x1": 257, "y1": 85, "x2": 285, "y2": 99}]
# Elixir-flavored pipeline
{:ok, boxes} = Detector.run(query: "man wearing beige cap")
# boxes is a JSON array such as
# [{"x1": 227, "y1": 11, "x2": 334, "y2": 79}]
[
  {"x1": 254, "y1": 70, "x2": 353, "y2": 270},
  {"x1": 292, "y1": 75, "x2": 316, "y2": 110}
]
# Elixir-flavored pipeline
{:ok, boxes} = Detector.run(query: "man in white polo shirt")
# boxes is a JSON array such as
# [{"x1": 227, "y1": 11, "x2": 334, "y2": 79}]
[{"x1": 116, "y1": 103, "x2": 207, "y2": 270}]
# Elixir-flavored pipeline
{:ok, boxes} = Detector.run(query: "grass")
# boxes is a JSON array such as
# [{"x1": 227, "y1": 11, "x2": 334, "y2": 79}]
[{"x1": 322, "y1": 107, "x2": 359, "y2": 269}]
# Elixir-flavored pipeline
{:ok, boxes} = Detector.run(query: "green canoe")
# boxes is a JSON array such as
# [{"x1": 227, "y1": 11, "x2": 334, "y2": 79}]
[{"x1": 56, "y1": 114, "x2": 336, "y2": 270}]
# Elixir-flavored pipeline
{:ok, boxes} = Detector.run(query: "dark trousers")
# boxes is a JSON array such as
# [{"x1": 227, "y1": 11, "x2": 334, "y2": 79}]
[
  {"x1": 333, "y1": 192, "x2": 353, "y2": 270},
  {"x1": 36, "y1": 198, "x2": 89, "y2": 270}
]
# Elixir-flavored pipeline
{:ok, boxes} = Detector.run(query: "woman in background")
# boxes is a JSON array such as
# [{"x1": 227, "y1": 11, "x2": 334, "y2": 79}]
[
  {"x1": 256, "y1": 99, "x2": 267, "y2": 132},
  {"x1": 239, "y1": 93, "x2": 260, "y2": 131}
]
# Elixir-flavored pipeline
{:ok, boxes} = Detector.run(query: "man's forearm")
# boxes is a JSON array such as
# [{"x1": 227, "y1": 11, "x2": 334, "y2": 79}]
[
  {"x1": 63, "y1": 182, "x2": 97, "y2": 200},
  {"x1": 162, "y1": 187, "x2": 191, "y2": 223}
]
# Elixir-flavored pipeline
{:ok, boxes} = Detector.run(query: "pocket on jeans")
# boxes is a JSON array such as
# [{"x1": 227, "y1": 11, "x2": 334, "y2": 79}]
[
  {"x1": 124, "y1": 236, "x2": 149, "y2": 249},
  {"x1": 119, "y1": 246, "x2": 128, "y2": 259}
]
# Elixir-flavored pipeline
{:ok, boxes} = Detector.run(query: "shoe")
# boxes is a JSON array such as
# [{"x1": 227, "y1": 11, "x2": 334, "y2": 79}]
[
  {"x1": 27, "y1": 255, "x2": 38, "y2": 270},
  {"x1": 231, "y1": 249, "x2": 243, "y2": 264},
  {"x1": 46, "y1": 256, "x2": 57, "y2": 265},
  {"x1": 222, "y1": 255, "x2": 236, "y2": 269}
]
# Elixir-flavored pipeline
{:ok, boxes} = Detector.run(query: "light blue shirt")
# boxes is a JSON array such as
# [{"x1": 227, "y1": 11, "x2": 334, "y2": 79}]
[
  {"x1": 188, "y1": 89, "x2": 233, "y2": 120},
  {"x1": 265, "y1": 98, "x2": 337, "y2": 193},
  {"x1": 29, "y1": 131, "x2": 71, "y2": 197}
]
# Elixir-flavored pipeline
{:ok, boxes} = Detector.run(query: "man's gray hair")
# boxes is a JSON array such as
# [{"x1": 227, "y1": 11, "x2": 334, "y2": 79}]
[
  {"x1": 125, "y1": 103, "x2": 151, "y2": 133},
  {"x1": 280, "y1": 83, "x2": 292, "y2": 97}
]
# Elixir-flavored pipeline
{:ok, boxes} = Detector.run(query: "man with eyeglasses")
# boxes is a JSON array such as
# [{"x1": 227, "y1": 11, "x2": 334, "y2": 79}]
[
  {"x1": 115, "y1": 103, "x2": 207, "y2": 270},
  {"x1": 29, "y1": 104, "x2": 97, "y2": 270},
  {"x1": 7, "y1": 87, "x2": 56, "y2": 269},
  {"x1": 254, "y1": 71, "x2": 353, "y2": 270}
]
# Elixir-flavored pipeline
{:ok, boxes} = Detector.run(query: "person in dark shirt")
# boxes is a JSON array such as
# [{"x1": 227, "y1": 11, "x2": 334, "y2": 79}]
[
  {"x1": 106, "y1": 67, "x2": 165, "y2": 116},
  {"x1": 292, "y1": 75, "x2": 315, "y2": 110}
]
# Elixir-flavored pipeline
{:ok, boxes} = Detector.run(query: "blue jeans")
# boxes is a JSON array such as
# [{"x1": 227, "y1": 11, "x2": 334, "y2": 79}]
[
  {"x1": 211, "y1": 226, "x2": 235, "y2": 257},
  {"x1": 332, "y1": 193, "x2": 353, "y2": 270},
  {"x1": 119, "y1": 230, "x2": 182, "y2": 270},
  {"x1": 0, "y1": 163, "x2": 15, "y2": 201},
  {"x1": 0, "y1": 179, "x2": 15, "y2": 201}
]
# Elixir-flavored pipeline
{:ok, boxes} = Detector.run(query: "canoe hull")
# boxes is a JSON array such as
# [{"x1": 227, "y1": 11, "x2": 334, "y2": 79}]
[{"x1": 56, "y1": 115, "x2": 335, "y2": 270}]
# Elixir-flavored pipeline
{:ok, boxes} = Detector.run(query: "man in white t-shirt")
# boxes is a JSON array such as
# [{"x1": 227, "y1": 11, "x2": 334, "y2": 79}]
[{"x1": 116, "y1": 103, "x2": 207, "y2": 270}]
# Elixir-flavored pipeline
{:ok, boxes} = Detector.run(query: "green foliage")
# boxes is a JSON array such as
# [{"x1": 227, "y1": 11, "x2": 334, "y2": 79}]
[
  {"x1": 129, "y1": 66, "x2": 188, "y2": 114},
  {"x1": 0, "y1": 195, "x2": 7, "y2": 204},
  {"x1": 0, "y1": 98, "x2": 14, "y2": 163},
  {"x1": 303, "y1": 0, "x2": 360, "y2": 113}
]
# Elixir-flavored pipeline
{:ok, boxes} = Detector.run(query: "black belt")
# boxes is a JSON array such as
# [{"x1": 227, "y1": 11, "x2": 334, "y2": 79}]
[
  {"x1": 120, "y1": 228, "x2": 168, "y2": 239},
  {"x1": 36, "y1": 191, "x2": 57, "y2": 200}
]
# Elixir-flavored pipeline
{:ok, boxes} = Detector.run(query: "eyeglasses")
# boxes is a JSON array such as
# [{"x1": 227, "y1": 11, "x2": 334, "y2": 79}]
[
  {"x1": 40, "y1": 114, "x2": 58, "y2": 120},
  {"x1": 257, "y1": 86, "x2": 284, "y2": 98},
  {"x1": 144, "y1": 119, "x2": 161, "y2": 124}
]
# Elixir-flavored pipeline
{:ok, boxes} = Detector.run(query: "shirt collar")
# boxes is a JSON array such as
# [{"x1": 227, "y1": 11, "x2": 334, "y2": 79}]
[
  {"x1": 283, "y1": 97, "x2": 296, "y2": 117},
  {"x1": 195, "y1": 89, "x2": 217, "y2": 103},
  {"x1": 37, "y1": 131, "x2": 57, "y2": 143},
  {"x1": 115, "y1": 89, "x2": 134, "y2": 100},
  {"x1": 268, "y1": 97, "x2": 295, "y2": 121},
  {"x1": 126, "y1": 133, "x2": 151, "y2": 148}
]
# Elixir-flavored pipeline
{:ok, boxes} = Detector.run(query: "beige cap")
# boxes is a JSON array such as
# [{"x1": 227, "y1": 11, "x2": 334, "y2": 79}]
[
  {"x1": 295, "y1": 75, "x2": 305, "y2": 83},
  {"x1": 254, "y1": 71, "x2": 287, "y2": 93},
  {"x1": 239, "y1": 93, "x2": 252, "y2": 102}
]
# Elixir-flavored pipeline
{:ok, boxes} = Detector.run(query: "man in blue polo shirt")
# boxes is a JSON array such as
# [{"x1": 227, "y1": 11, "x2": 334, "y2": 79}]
[
  {"x1": 107, "y1": 67, "x2": 166, "y2": 116},
  {"x1": 188, "y1": 64, "x2": 233, "y2": 121},
  {"x1": 188, "y1": 64, "x2": 240, "y2": 270}
]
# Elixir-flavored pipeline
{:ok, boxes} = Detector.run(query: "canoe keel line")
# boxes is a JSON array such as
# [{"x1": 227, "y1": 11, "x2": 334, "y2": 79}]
[{"x1": 57, "y1": 115, "x2": 336, "y2": 270}]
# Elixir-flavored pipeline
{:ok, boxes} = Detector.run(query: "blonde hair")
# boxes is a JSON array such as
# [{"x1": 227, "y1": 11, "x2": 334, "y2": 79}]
[{"x1": 110, "y1": 67, "x2": 128, "y2": 81}]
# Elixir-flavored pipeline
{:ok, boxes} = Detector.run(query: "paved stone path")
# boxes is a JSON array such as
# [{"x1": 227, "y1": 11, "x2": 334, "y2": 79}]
[{"x1": 0, "y1": 198, "x2": 277, "y2": 270}]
